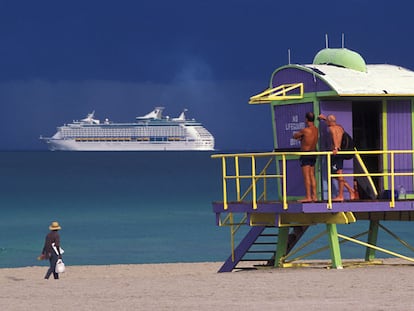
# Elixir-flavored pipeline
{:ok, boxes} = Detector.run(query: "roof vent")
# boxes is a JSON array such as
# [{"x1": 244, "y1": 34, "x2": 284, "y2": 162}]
[{"x1": 313, "y1": 48, "x2": 367, "y2": 72}]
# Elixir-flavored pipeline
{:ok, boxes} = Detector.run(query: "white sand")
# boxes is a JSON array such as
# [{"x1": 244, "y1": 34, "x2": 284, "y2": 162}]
[{"x1": 1, "y1": 259, "x2": 413, "y2": 310}]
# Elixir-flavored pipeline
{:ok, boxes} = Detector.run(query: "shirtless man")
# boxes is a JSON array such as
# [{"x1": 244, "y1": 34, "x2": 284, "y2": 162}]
[
  {"x1": 318, "y1": 114, "x2": 355, "y2": 201},
  {"x1": 293, "y1": 112, "x2": 318, "y2": 202}
]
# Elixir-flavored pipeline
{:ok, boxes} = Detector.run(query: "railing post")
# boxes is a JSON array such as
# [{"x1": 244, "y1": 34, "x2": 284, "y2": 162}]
[
  {"x1": 235, "y1": 156, "x2": 240, "y2": 201},
  {"x1": 251, "y1": 156, "x2": 257, "y2": 209},
  {"x1": 222, "y1": 157, "x2": 228, "y2": 210},
  {"x1": 390, "y1": 152, "x2": 395, "y2": 208},
  {"x1": 282, "y1": 154, "x2": 287, "y2": 209},
  {"x1": 327, "y1": 153, "x2": 332, "y2": 209}
]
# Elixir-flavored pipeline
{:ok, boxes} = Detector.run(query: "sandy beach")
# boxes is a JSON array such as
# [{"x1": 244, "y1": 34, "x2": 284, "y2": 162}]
[{"x1": 1, "y1": 259, "x2": 413, "y2": 310}]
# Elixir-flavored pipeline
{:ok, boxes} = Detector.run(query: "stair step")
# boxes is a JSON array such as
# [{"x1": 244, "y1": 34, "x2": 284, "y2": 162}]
[
  {"x1": 239, "y1": 258, "x2": 272, "y2": 262},
  {"x1": 219, "y1": 226, "x2": 310, "y2": 272},
  {"x1": 232, "y1": 267, "x2": 258, "y2": 271},
  {"x1": 246, "y1": 250, "x2": 275, "y2": 254}
]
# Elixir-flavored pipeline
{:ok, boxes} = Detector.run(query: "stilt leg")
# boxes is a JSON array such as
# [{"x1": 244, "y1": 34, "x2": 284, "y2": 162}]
[
  {"x1": 365, "y1": 220, "x2": 379, "y2": 261},
  {"x1": 326, "y1": 224, "x2": 343, "y2": 269},
  {"x1": 274, "y1": 227, "x2": 289, "y2": 267}
]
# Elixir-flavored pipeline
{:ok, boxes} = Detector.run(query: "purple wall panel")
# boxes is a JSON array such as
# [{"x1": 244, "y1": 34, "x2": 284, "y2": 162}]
[
  {"x1": 274, "y1": 103, "x2": 314, "y2": 196},
  {"x1": 286, "y1": 160, "x2": 305, "y2": 196},
  {"x1": 274, "y1": 103, "x2": 314, "y2": 149},
  {"x1": 319, "y1": 101, "x2": 353, "y2": 146},
  {"x1": 387, "y1": 100, "x2": 413, "y2": 193},
  {"x1": 272, "y1": 67, "x2": 332, "y2": 93}
]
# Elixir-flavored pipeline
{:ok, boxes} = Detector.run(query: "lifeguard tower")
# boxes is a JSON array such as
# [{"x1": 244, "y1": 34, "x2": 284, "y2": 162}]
[{"x1": 213, "y1": 44, "x2": 414, "y2": 272}]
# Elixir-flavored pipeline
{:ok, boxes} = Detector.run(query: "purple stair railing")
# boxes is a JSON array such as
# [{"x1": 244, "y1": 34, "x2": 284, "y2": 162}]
[{"x1": 218, "y1": 226, "x2": 267, "y2": 273}]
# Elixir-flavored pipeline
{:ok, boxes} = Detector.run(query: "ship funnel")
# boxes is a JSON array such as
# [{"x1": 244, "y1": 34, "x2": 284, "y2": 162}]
[
  {"x1": 137, "y1": 107, "x2": 164, "y2": 120},
  {"x1": 172, "y1": 109, "x2": 188, "y2": 121},
  {"x1": 81, "y1": 111, "x2": 100, "y2": 124}
]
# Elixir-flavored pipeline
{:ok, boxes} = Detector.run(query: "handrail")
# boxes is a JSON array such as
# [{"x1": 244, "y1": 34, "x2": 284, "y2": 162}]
[
  {"x1": 354, "y1": 151, "x2": 378, "y2": 197},
  {"x1": 240, "y1": 157, "x2": 276, "y2": 203},
  {"x1": 212, "y1": 149, "x2": 414, "y2": 210}
]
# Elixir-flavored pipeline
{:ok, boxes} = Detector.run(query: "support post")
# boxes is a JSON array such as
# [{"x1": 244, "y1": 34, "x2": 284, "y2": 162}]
[
  {"x1": 365, "y1": 220, "x2": 379, "y2": 261},
  {"x1": 274, "y1": 227, "x2": 289, "y2": 267},
  {"x1": 326, "y1": 224, "x2": 343, "y2": 269}
]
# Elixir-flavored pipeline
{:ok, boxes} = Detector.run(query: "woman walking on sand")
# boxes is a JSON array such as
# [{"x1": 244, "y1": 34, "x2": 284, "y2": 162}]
[{"x1": 42, "y1": 221, "x2": 63, "y2": 280}]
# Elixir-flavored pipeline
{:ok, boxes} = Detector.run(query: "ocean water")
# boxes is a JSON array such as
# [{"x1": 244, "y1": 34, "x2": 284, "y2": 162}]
[
  {"x1": 0, "y1": 151, "x2": 229, "y2": 268},
  {"x1": 1, "y1": 151, "x2": 414, "y2": 269}
]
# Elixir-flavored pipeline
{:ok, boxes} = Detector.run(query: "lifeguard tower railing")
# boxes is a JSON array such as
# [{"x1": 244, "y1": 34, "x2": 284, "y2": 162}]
[
  {"x1": 212, "y1": 149, "x2": 414, "y2": 270},
  {"x1": 212, "y1": 149, "x2": 414, "y2": 210}
]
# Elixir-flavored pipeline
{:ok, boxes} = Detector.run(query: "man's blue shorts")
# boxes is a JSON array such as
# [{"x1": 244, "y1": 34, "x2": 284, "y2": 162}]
[
  {"x1": 332, "y1": 155, "x2": 344, "y2": 173},
  {"x1": 299, "y1": 154, "x2": 316, "y2": 167}
]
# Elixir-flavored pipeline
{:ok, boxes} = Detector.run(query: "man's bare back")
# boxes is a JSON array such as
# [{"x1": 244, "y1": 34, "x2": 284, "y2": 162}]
[
  {"x1": 329, "y1": 124, "x2": 343, "y2": 151},
  {"x1": 294, "y1": 125, "x2": 318, "y2": 151}
]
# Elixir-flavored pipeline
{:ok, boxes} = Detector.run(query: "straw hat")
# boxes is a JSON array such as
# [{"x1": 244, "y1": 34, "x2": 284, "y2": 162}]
[{"x1": 49, "y1": 221, "x2": 61, "y2": 231}]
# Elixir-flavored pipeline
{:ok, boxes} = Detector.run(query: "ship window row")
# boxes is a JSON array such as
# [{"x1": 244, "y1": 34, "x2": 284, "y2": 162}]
[
  {"x1": 193, "y1": 126, "x2": 212, "y2": 135},
  {"x1": 62, "y1": 127, "x2": 186, "y2": 137},
  {"x1": 74, "y1": 137, "x2": 188, "y2": 142}
]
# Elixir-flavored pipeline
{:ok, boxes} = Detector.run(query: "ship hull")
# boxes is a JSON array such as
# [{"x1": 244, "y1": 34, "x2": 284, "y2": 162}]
[
  {"x1": 41, "y1": 108, "x2": 215, "y2": 151},
  {"x1": 45, "y1": 139, "x2": 214, "y2": 151}
]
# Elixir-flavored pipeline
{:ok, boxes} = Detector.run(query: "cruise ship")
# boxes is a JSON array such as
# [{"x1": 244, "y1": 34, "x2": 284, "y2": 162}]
[{"x1": 40, "y1": 107, "x2": 215, "y2": 151}]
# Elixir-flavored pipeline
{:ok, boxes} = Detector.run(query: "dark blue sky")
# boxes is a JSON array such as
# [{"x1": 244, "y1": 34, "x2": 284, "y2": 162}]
[{"x1": 0, "y1": 0, "x2": 412, "y2": 150}]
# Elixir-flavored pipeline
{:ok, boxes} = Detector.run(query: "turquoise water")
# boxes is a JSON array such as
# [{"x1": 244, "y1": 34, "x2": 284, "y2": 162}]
[
  {"x1": 1, "y1": 151, "x2": 413, "y2": 268},
  {"x1": 0, "y1": 151, "x2": 229, "y2": 268}
]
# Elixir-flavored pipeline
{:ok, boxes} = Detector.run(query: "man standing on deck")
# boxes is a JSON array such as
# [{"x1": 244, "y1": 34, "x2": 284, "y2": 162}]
[
  {"x1": 293, "y1": 112, "x2": 319, "y2": 202},
  {"x1": 318, "y1": 114, "x2": 355, "y2": 201}
]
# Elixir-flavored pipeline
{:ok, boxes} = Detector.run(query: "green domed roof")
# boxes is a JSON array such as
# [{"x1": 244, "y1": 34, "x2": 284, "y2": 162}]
[{"x1": 313, "y1": 48, "x2": 367, "y2": 72}]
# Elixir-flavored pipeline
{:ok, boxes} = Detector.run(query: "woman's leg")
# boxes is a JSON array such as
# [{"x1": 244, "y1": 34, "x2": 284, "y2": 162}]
[{"x1": 44, "y1": 253, "x2": 59, "y2": 279}]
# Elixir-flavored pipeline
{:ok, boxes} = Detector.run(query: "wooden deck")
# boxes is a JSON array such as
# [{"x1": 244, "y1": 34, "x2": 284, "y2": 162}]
[{"x1": 214, "y1": 199, "x2": 414, "y2": 212}]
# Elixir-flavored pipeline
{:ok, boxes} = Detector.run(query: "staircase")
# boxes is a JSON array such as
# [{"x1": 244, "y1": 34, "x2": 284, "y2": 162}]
[{"x1": 218, "y1": 225, "x2": 308, "y2": 272}]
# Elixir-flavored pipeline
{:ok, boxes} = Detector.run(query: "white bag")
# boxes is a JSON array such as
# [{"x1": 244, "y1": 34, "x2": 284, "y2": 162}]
[
  {"x1": 52, "y1": 242, "x2": 64, "y2": 255},
  {"x1": 55, "y1": 259, "x2": 65, "y2": 273}
]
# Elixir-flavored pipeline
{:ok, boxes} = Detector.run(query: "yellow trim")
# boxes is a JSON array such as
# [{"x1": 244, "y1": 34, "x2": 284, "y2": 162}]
[
  {"x1": 382, "y1": 100, "x2": 388, "y2": 189},
  {"x1": 251, "y1": 156, "x2": 257, "y2": 209},
  {"x1": 249, "y1": 83, "x2": 304, "y2": 104},
  {"x1": 354, "y1": 151, "x2": 378, "y2": 197},
  {"x1": 249, "y1": 212, "x2": 355, "y2": 226},
  {"x1": 221, "y1": 157, "x2": 228, "y2": 210},
  {"x1": 337, "y1": 234, "x2": 414, "y2": 263},
  {"x1": 280, "y1": 212, "x2": 355, "y2": 225}
]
